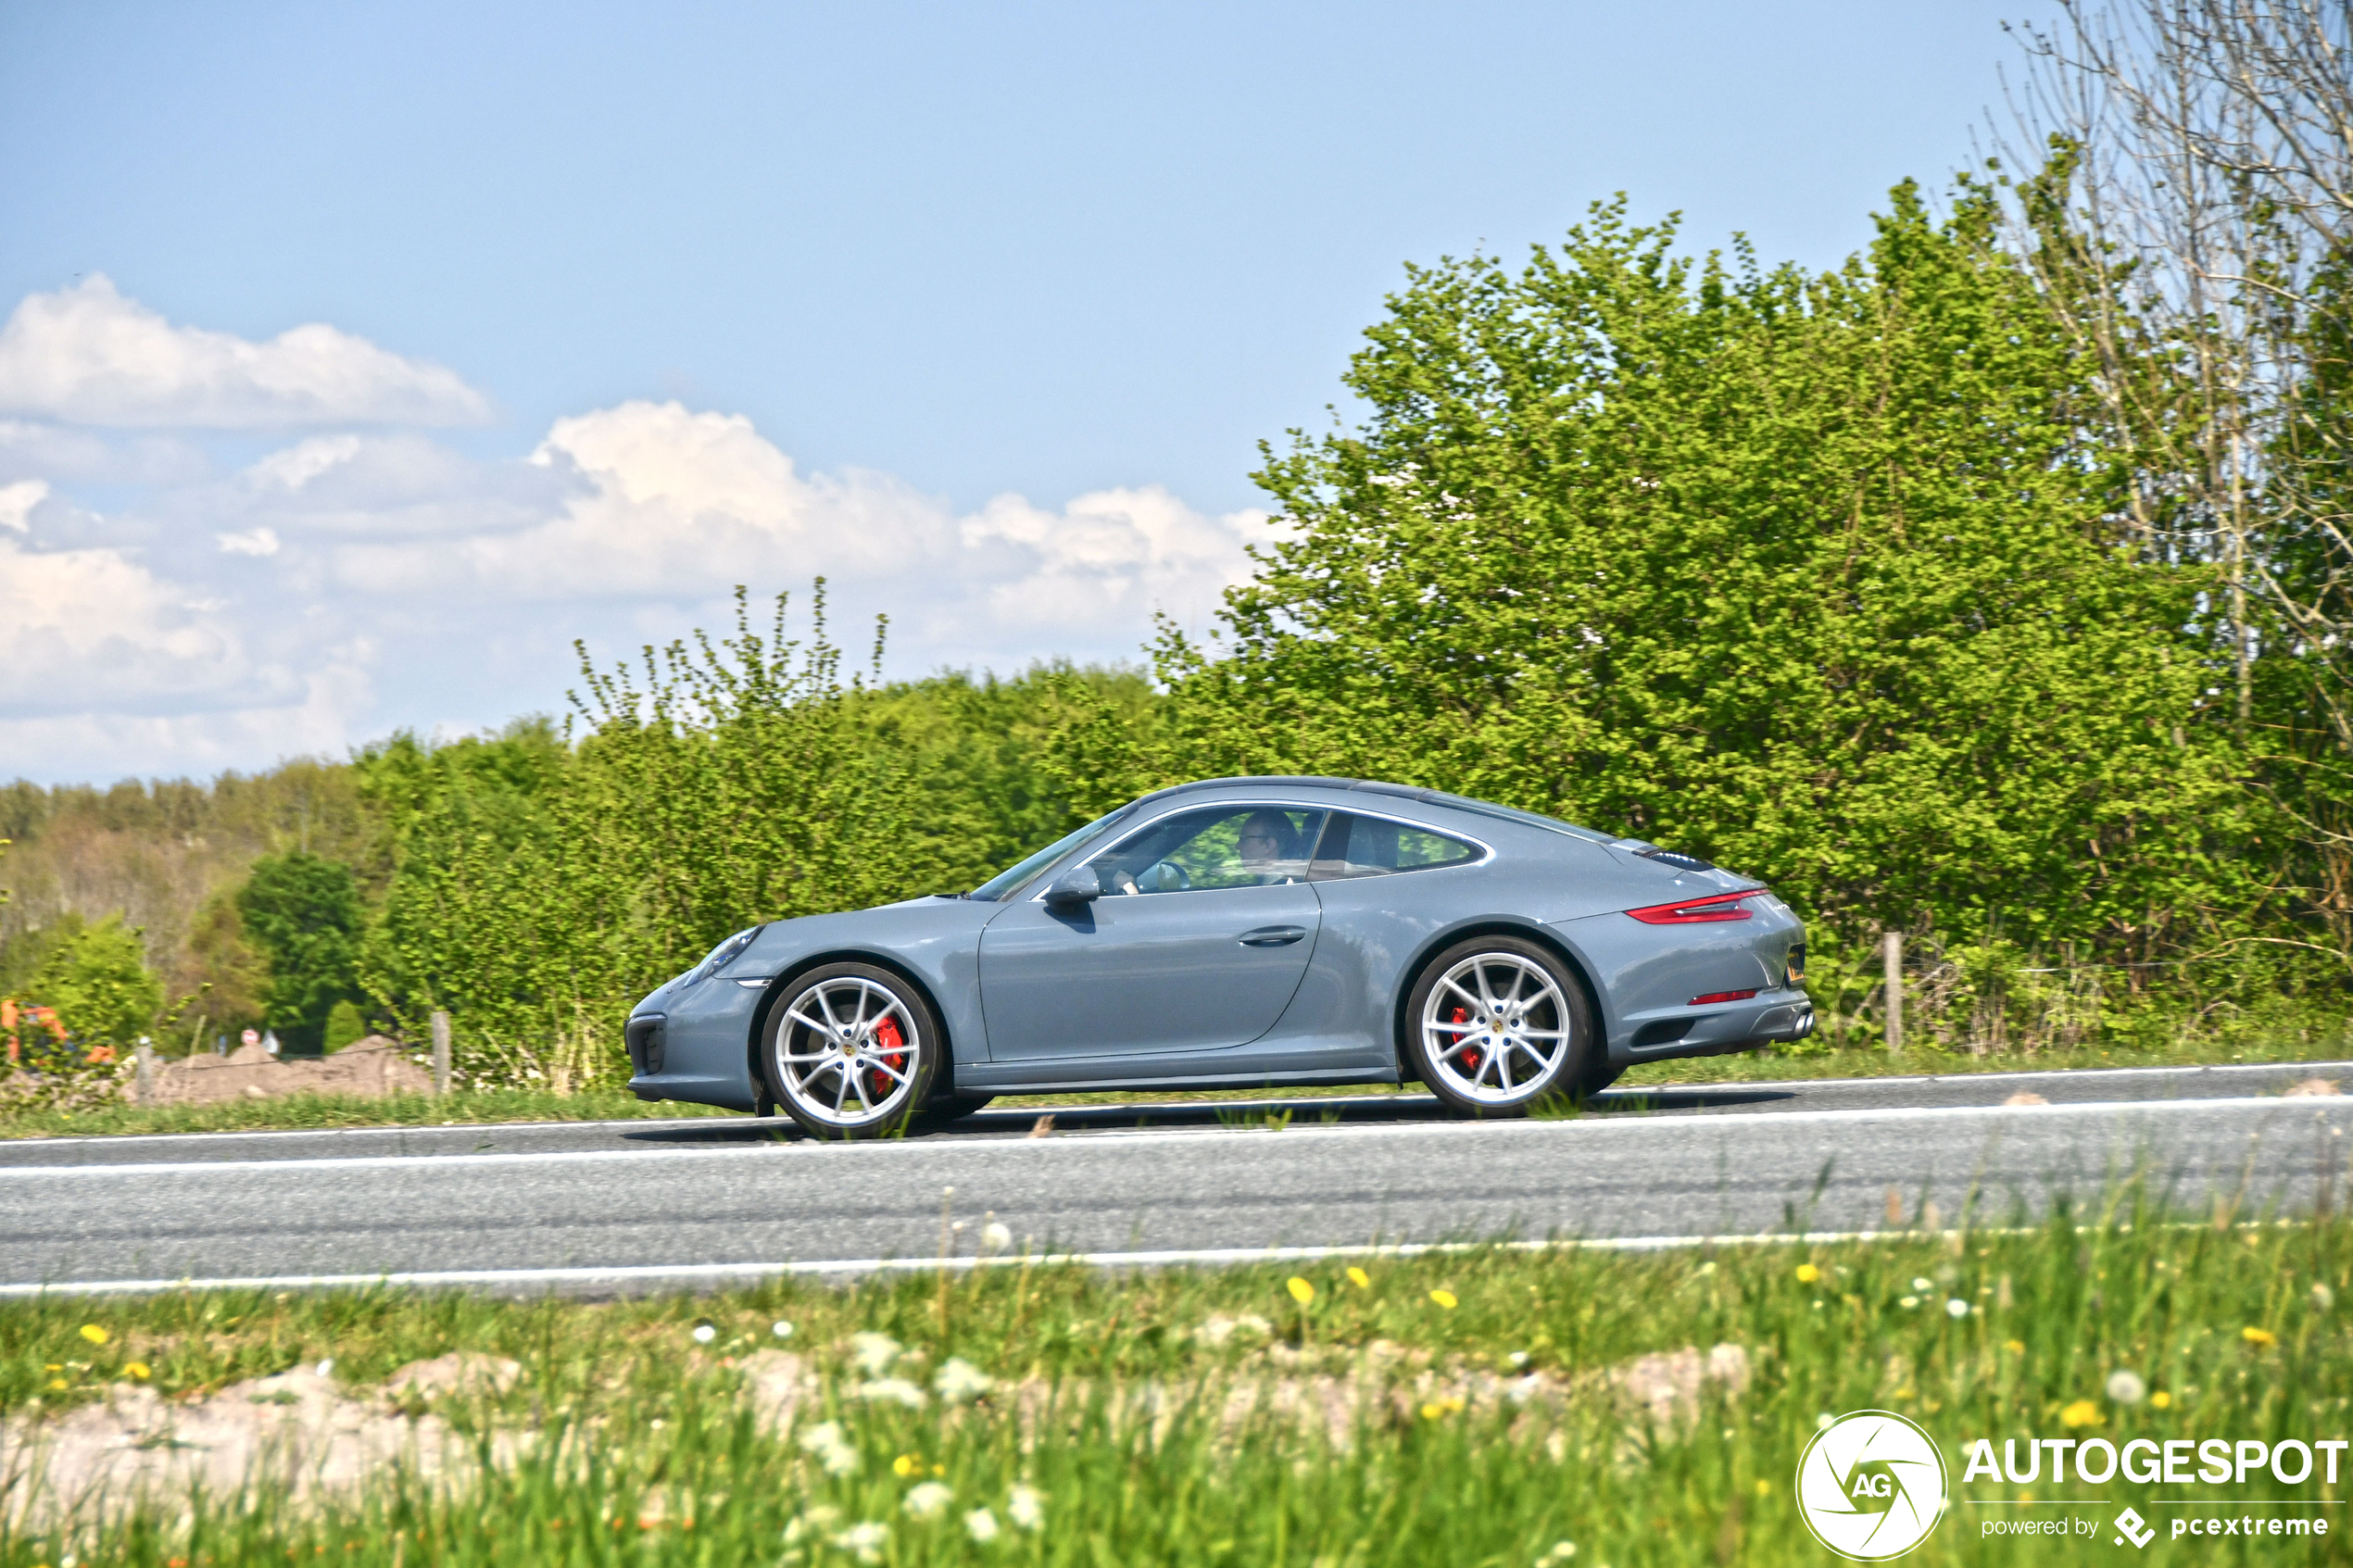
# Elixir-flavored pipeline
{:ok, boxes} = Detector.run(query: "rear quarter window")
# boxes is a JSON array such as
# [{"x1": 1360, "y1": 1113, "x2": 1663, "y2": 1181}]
[{"x1": 1308, "y1": 812, "x2": 1480, "y2": 880}]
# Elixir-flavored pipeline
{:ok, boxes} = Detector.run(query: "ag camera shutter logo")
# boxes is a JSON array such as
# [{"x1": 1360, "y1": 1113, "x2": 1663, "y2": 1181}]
[{"x1": 1795, "y1": 1411, "x2": 1949, "y2": 1560}]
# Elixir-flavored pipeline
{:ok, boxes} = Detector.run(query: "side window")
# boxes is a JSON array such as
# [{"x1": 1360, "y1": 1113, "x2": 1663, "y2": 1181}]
[
  {"x1": 1307, "y1": 813, "x2": 1480, "y2": 881},
  {"x1": 1084, "y1": 806, "x2": 1327, "y2": 894}
]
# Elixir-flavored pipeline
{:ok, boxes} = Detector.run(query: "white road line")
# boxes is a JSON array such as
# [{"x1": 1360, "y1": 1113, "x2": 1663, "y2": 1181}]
[
  {"x1": 12, "y1": 1215, "x2": 2295, "y2": 1298},
  {"x1": 0, "y1": 1228, "x2": 1987, "y2": 1298},
  {"x1": 1667, "y1": 1060, "x2": 2353, "y2": 1091},
  {"x1": 0, "y1": 1094, "x2": 2326, "y2": 1181}
]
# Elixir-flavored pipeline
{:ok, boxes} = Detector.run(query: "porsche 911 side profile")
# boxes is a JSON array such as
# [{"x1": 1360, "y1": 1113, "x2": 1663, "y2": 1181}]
[{"x1": 624, "y1": 776, "x2": 1813, "y2": 1136}]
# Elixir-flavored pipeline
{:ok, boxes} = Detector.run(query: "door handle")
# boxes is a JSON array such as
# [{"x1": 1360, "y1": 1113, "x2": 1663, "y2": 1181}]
[{"x1": 1239, "y1": 925, "x2": 1307, "y2": 947}]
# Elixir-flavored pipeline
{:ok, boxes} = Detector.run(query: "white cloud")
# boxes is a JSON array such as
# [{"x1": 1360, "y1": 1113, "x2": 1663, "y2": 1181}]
[
  {"x1": 321, "y1": 400, "x2": 1271, "y2": 659},
  {"x1": 0, "y1": 478, "x2": 45, "y2": 533},
  {"x1": 0, "y1": 276, "x2": 492, "y2": 429},
  {"x1": 0, "y1": 533, "x2": 297, "y2": 719},
  {"x1": 0, "y1": 281, "x2": 1278, "y2": 784},
  {"x1": 0, "y1": 662, "x2": 372, "y2": 788},
  {"x1": 216, "y1": 526, "x2": 280, "y2": 557}
]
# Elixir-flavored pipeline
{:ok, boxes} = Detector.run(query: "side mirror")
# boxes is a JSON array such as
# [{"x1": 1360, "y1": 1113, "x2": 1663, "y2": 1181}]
[{"x1": 1043, "y1": 865, "x2": 1103, "y2": 904}]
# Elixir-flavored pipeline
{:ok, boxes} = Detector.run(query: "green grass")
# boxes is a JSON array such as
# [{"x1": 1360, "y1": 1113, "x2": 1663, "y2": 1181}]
[
  {"x1": 0, "y1": 1086, "x2": 732, "y2": 1141},
  {"x1": 3, "y1": 1187, "x2": 2347, "y2": 1564}
]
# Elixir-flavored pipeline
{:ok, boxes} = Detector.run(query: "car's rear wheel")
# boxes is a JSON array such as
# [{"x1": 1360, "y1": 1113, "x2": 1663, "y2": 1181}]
[
  {"x1": 1404, "y1": 936, "x2": 1597, "y2": 1117},
  {"x1": 762, "y1": 962, "x2": 942, "y2": 1138}
]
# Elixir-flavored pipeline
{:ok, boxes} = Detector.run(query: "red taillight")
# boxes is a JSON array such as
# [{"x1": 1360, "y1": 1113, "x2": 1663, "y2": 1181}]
[
  {"x1": 1689, "y1": 988, "x2": 1758, "y2": 1006},
  {"x1": 1623, "y1": 889, "x2": 1764, "y2": 924}
]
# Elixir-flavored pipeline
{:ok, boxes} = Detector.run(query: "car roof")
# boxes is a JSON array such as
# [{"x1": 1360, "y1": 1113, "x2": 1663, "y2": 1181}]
[{"x1": 1131, "y1": 776, "x2": 1617, "y2": 845}]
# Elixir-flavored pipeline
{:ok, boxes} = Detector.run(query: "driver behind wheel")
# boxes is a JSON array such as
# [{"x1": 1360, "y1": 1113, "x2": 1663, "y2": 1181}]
[
  {"x1": 1232, "y1": 809, "x2": 1306, "y2": 884},
  {"x1": 1101, "y1": 808, "x2": 1313, "y2": 894}
]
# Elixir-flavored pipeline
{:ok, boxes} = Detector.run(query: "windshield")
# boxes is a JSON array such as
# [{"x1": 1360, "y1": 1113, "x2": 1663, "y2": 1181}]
[{"x1": 971, "y1": 806, "x2": 1135, "y2": 900}]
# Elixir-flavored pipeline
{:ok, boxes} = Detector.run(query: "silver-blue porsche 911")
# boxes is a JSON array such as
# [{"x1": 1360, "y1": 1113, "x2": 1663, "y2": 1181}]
[{"x1": 624, "y1": 776, "x2": 1813, "y2": 1136}]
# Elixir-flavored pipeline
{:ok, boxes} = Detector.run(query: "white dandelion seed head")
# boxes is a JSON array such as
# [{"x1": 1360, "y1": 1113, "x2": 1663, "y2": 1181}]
[
  {"x1": 783, "y1": 1506, "x2": 842, "y2": 1543},
  {"x1": 849, "y1": 1331, "x2": 902, "y2": 1375},
  {"x1": 982, "y1": 1221, "x2": 1013, "y2": 1251},
  {"x1": 935, "y1": 1358, "x2": 994, "y2": 1402},
  {"x1": 1911, "y1": 1277, "x2": 1932, "y2": 1292},
  {"x1": 691, "y1": 1323, "x2": 716, "y2": 1344},
  {"x1": 1008, "y1": 1484, "x2": 1046, "y2": 1530},
  {"x1": 859, "y1": 1376, "x2": 930, "y2": 1410},
  {"x1": 2106, "y1": 1369, "x2": 2147, "y2": 1404},
  {"x1": 1945, "y1": 1298, "x2": 1970, "y2": 1319},
  {"x1": 774, "y1": 1320, "x2": 796, "y2": 1338},
  {"x1": 831, "y1": 1521, "x2": 889, "y2": 1563},
  {"x1": 964, "y1": 1507, "x2": 1000, "y2": 1543},
  {"x1": 903, "y1": 1482, "x2": 954, "y2": 1519}
]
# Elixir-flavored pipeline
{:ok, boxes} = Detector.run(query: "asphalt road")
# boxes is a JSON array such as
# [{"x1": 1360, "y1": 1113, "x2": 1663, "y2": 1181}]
[{"x1": 1, "y1": 1061, "x2": 2347, "y2": 1296}]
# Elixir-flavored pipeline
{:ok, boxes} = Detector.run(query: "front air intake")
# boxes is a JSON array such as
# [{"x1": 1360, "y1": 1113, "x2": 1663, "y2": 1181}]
[{"x1": 625, "y1": 1013, "x2": 667, "y2": 1075}]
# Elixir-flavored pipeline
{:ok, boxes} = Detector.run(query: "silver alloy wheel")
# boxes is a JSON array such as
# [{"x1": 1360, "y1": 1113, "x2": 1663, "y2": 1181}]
[
  {"x1": 1418, "y1": 950, "x2": 1574, "y2": 1104},
  {"x1": 772, "y1": 974, "x2": 925, "y2": 1127}
]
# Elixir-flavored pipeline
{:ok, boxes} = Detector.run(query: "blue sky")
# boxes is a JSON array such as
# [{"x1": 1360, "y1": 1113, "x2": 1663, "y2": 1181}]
[{"x1": 0, "y1": 1, "x2": 2043, "y2": 784}]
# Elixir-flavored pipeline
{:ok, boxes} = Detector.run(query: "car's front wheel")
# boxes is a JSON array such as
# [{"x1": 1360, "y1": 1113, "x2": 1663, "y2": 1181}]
[
  {"x1": 1404, "y1": 936, "x2": 1597, "y2": 1117},
  {"x1": 762, "y1": 962, "x2": 943, "y2": 1138}
]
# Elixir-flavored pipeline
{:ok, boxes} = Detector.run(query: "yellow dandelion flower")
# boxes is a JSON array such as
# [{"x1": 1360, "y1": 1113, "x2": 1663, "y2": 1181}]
[
  {"x1": 1428, "y1": 1289, "x2": 1458, "y2": 1310},
  {"x1": 2150, "y1": 1391, "x2": 2172, "y2": 1409},
  {"x1": 78, "y1": 1324, "x2": 108, "y2": 1346},
  {"x1": 1420, "y1": 1401, "x2": 1446, "y2": 1420},
  {"x1": 892, "y1": 1454, "x2": 921, "y2": 1477},
  {"x1": 1794, "y1": 1263, "x2": 1821, "y2": 1284},
  {"x1": 1346, "y1": 1266, "x2": 1371, "y2": 1290},
  {"x1": 124, "y1": 1361, "x2": 151, "y2": 1380},
  {"x1": 1754, "y1": 1478, "x2": 1772, "y2": 1499},
  {"x1": 2242, "y1": 1326, "x2": 2277, "y2": 1348},
  {"x1": 1287, "y1": 1277, "x2": 1315, "y2": 1305},
  {"x1": 2004, "y1": 1340, "x2": 2026, "y2": 1354},
  {"x1": 2059, "y1": 1399, "x2": 2103, "y2": 1428}
]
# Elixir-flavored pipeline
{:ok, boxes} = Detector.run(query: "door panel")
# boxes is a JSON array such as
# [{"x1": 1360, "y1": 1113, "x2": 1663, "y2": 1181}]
[{"x1": 979, "y1": 883, "x2": 1322, "y2": 1060}]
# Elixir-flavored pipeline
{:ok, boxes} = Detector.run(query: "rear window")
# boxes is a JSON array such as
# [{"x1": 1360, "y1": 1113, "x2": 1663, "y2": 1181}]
[{"x1": 1307, "y1": 812, "x2": 1480, "y2": 880}]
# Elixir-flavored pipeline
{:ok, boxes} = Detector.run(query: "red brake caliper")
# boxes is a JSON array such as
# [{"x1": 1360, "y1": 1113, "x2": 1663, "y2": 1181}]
[
  {"x1": 1450, "y1": 1005, "x2": 1480, "y2": 1073},
  {"x1": 872, "y1": 1015, "x2": 907, "y2": 1100}
]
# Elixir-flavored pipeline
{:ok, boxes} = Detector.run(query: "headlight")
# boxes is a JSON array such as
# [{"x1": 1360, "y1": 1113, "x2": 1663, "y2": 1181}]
[{"x1": 693, "y1": 926, "x2": 762, "y2": 983}]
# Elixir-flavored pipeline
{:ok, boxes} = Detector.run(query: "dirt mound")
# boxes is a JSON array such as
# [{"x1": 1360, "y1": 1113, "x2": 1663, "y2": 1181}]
[
  {"x1": 143, "y1": 1037, "x2": 433, "y2": 1106},
  {"x1": 0, "y1": 1357, "x2": 522, "y2": 1530}
]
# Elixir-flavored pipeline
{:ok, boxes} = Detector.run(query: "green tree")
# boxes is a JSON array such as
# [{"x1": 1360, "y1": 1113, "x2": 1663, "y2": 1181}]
[
  {"x1": 237, "y1": 850, "x2": 364, "y2": 1055},
  {"x1": 164, "y1": 891, "x2": 268, "y2": 1053},
  {"x1": 26, "y1": 914, "x2": 161, "y2": 1058},
  {"x1": 360, "y1": 586, "x2": 984, "y2": 1087},
  {"x1": 1143, "y1": 184, "x2": 2272, "y2": 1044}
]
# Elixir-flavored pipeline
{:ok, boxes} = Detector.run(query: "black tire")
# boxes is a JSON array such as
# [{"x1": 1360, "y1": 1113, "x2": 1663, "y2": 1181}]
[
  {"x1": 913, "y1": 1094, "x2": 996, "y2": 1128},
  {"x1": 1403, "y1": 935, "x2": 1598, "y2": 1118},
  {"x1": 761, "y1": 961, "x2": 944, "y2": 1139},
  {"x1": 1577, "y1": 1062, "x2": 1625, "y2": 1097}
]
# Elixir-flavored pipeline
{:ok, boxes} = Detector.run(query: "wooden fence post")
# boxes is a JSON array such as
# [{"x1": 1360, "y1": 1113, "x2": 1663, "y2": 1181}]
[
  {"x1": 431, "y1": 1010, "x2": 451, "y2": 1097},
  {"x1": 134, "y1": 1039, "x2": 155, "y2": 1103},
  {"x1": 1884, "y1": 930, "x2": 1905, "y2": 1055}
]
